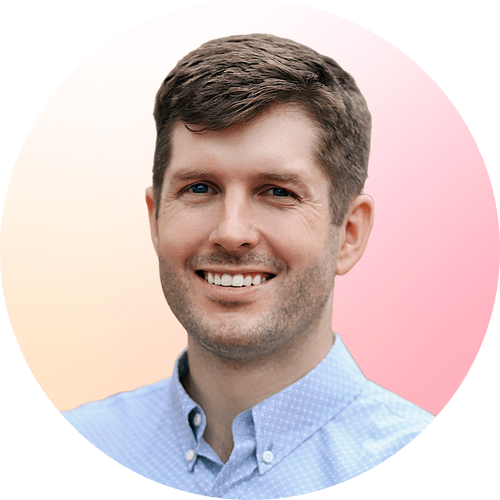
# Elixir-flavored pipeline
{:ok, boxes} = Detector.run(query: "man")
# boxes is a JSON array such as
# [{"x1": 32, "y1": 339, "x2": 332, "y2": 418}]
[{"x1": 63, "y1": 34, "x2": 433, "y2": 498}]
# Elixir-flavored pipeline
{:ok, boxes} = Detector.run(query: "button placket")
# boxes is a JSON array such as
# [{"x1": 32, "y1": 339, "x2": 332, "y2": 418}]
[{"x1": 185, "y1": 410, "x2": 201, "y2": 471}]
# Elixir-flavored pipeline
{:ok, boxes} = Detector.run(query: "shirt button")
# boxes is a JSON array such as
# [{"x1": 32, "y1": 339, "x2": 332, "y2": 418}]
[
  {"x1": 193, "y1": 413, "x2": 202, "y2": 426},
  {"x1": 262, "y1": 451, "x2": 274, "y2": 463},
  {"x1": 186, "y1": 449, "x2": 196, "y2": 462}
]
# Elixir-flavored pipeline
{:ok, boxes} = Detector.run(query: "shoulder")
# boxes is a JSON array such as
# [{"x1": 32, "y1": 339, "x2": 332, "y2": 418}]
[
  {"x1": 63, "y1": 376, "x2": 173, "y2": 421},
  {"x1": 355, "y1": 380, "x2": 434, "y2": 429},
  {"x1": 299, "y1": 381, "x2": 434, "y2": 483},
  {"x1": 62, "y1": 377, "x2": 173, "y2": 457},
  {"x1": 331, "y1": 380, "x2": 434, "y2": 464}
]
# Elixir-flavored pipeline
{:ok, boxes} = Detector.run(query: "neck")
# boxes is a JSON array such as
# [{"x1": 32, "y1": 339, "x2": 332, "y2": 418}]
[{"x1": 182, "y1": 310, "x2": 334, "y2": 463}]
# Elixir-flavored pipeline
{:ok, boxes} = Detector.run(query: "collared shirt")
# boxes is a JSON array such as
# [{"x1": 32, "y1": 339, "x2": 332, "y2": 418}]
[{"x1": 62, "y1": 336, "x2": 433, "y2": 498}]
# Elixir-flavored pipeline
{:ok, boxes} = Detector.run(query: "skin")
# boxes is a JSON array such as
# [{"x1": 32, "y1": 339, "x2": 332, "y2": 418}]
[{"x1": 146, "y1": 104, "x2": 374, "y2": 462}]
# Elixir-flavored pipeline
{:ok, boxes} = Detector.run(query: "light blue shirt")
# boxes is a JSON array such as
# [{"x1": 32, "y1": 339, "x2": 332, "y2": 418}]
[{"x1": 62, "y1": 335, "x2": 433, "y2": 498}]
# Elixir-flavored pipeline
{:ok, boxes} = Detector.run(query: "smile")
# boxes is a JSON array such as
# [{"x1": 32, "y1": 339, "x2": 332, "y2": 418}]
[{"x1": 196, "y1": 271, "x2": 276, "y2": 287}]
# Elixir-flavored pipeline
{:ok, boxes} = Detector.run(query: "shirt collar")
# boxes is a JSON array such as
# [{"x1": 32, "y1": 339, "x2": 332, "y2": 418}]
[
  {"x1": 251, "y1": 334, "x2": 367, "y2": 473},
  {"x1": 169, "y1": 335, "x2": 367, "y2": 473}
]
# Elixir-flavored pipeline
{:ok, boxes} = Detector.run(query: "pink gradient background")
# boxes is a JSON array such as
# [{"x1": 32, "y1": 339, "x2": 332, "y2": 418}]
[{"x1": 1, "y1": 1, "x2": 498, "y2": 418}]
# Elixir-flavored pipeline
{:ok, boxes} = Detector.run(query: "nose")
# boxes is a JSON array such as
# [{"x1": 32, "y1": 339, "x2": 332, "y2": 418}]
[{"x1": 208, "y1": 191, "x2": 260, "y2": 251}]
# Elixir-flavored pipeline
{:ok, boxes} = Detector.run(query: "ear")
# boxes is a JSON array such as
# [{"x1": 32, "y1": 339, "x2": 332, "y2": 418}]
[
  {"x1": 145, "y1": 186, "x2": 159, "y2": 255},
  {"x1": 335, "y1": 194, "x2": 374, "y2": 276}
]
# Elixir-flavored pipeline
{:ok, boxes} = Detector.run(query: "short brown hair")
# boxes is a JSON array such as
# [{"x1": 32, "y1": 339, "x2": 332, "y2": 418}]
[{"x1": 152, "y1": 34, "x2": 371, "y2": 225}]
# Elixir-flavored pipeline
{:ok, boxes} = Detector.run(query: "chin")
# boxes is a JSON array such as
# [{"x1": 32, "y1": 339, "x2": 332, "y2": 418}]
[{"x1": 185, "y1": 312, "x2": 299, "y2": 362}]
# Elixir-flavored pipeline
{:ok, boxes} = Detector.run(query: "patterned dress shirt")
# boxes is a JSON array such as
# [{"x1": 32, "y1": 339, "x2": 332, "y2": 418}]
[{"x1": 62, "y1": 335, "x2": 434, "y2": 498}]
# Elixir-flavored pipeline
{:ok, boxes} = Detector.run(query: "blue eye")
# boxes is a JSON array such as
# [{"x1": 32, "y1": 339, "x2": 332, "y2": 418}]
[
  {"x1": 269, "y1": 187, "x2": 290, "y2": 197},
  {"x1": 190, "y1": 183, "x2": 210, "y2": 194}
]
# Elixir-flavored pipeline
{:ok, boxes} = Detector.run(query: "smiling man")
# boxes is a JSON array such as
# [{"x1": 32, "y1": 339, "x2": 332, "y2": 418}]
[{"x1": 63, "y1": 34, "x2": 433, "y2": 498}]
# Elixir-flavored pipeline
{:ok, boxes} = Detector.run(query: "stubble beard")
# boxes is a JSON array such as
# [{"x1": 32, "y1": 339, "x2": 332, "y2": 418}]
[{"x1": 158, "y1": 237, "x2": 338, "y2": 363}]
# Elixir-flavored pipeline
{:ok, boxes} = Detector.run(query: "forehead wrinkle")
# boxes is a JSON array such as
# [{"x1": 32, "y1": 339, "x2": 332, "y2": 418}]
[{"x1": 164, "y1": 105, "x2": 328, "y2": 195}]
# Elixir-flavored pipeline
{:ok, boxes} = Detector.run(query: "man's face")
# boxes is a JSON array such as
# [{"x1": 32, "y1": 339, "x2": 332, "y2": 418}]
[{"x1": 149, "y1": 105, "x2": 341, "y2": 361}]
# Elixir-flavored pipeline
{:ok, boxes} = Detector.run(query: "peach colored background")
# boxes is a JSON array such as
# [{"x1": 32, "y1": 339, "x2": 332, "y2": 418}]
[{"x1": 1, "y1": 0, "x2": 498, "y2": 419}]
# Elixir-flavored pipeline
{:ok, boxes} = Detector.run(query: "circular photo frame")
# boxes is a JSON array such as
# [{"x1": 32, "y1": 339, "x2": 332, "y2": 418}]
[{"x1": 1, "y1": 1, "x2": 499, "y2": 499}]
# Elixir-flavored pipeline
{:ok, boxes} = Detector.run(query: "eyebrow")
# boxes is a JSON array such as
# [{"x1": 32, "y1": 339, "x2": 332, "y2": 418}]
[
  {"x1": 169, "y1": 168, "x2": 215, "y2": 183},
  {"x1": 254, "y1": 172, "x2": 306, "y2": 186},
  {"x1": 171, "y1": 168, "x2": 307, "y2": 184}
]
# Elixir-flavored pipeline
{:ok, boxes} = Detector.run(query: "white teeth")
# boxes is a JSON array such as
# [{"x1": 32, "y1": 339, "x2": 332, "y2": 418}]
[
  {"x1": 204, "y1": 271, "x2": 270, "y2": 287},
  {"x1": 221, "y1": 274, "x2": 232, "y2": 286},
  {"x1": 231, "y1": 275, "x2": 244, "y2": 287}
]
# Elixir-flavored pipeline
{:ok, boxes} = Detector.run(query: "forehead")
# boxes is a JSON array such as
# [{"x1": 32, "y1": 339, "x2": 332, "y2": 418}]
[{"x1": 166, "y1": 105, "x2": 327, "y2": 185}]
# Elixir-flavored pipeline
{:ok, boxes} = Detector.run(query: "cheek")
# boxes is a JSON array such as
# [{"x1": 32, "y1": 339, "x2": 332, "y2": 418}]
[
  {"x1": 256, "y1": 207, "x2": 332, "y2": 265},
  {"x1": 261, "y1": 225, "x2": 331, "y2": 271},
  {"x1": 157, "y1": 207, "x2": 213, "y2": 260}
]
